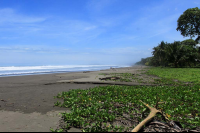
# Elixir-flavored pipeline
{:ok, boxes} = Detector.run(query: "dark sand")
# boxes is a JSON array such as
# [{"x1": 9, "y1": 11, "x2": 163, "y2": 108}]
[{"x1": 0, "y1": 65, "x2": 148, "y2": 132}]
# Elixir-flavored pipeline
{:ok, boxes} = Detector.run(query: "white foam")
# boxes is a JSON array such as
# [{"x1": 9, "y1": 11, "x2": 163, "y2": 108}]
[
  {"x1": 0, "y1": 65, "x2": 116, "y2": 71},
  {"x1": 0, "y1": 65, "x2": 125, "y2": 77}
]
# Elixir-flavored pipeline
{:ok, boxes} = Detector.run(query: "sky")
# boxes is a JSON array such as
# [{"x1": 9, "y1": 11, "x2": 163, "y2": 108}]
[{"x1": 0, "y1": 0, "x2": 199, "y2": 66}]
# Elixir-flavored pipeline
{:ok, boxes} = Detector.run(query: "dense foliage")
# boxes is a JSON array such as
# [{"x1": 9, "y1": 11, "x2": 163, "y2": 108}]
[
  {"x1": 176, "y1": 7, "x2": 200, "y2": 43},
  {"x1": 135, "y1": 39, "x2": 200, "y2": 68}
]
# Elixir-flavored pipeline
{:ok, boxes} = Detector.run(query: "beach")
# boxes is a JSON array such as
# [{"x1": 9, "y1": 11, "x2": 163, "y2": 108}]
[{"x1": 0, "y1": 65, "x2": 149, "y2": 132}]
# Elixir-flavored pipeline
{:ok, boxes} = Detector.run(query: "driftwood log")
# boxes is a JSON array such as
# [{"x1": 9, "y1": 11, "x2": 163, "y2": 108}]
[
  {"x1": 131, "y1": 99, "x2": 200, "y2": 132},
  {"x1": 131, "y1": 100, "x2": 165, "y2": 132},
  {"x1": 99, "y1": 77, "x2": 120, "y2": 80}
]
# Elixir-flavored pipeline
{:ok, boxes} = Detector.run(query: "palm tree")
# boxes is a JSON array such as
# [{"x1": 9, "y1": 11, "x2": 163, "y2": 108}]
[
  {"x1": 152, "y1": 41, "x2": 167, "y2": 66},
  {"x1": 165, "y1": 41, "x2": 186, "y2": 68}
]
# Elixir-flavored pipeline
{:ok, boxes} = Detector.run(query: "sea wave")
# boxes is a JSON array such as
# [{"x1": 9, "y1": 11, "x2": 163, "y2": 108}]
[
  {"x1": 0, "y1": 65, "x2": 126, "y2": 77},
  {"x1": 0, "y1": 65, "x2": 116, "y2": 71}
]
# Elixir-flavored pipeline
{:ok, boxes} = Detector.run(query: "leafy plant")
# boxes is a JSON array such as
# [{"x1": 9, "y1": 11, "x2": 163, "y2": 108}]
[{"x1": 52, "y1": 84, "x2": 200, "y2": 132}]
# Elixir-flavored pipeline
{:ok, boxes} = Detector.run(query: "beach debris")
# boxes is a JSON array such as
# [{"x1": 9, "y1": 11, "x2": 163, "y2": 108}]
[
  {"x1": 5, "y1": 103, "x2": 14, "y2": 107},
  {"x1": 0, "y1": 99, "x2": 6, "y2": 102},
  {"x1": 142, "y1": 120, "x2": 200, "y2": 132},
  {"x1": 143, "y1": 120, "x2": 183, "y2": 132},
  {"x1": 110, "y1": 67, "x2": 117, "y2": 71},
  {"x1": 131, "y1": 94, "x2": 183, "y2": 132},
  {"x1": 99, "y1": 77, "x2": 120, "y2": 81},
  {"x1": 130, "y1": 99, "x2": 197, "y2": 132},
  {"x1": 83, "y1": 71, "x2": 90, "y2": 73},
  {"x1": 131, "y1": 100, "x2": 164, "y2": 132}
]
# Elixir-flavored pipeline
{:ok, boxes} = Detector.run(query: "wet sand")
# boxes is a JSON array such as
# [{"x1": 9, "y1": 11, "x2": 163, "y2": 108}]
[{"x1": 0, "y1": 65, "x2": 148, "y2": 132}]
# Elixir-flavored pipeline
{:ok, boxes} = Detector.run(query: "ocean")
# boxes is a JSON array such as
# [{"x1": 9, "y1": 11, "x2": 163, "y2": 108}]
[{"x1": 0, "y1": 65, "x2": 128, "y2": 77}]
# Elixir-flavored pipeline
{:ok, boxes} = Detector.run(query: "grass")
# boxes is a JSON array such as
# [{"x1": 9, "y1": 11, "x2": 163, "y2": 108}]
[
  {"x1": 99, "y1": 71, "x2": 183, "y2": 85},
  {"x1": 51, "y1": 67, "x2": 200, "y2": 132},
  {"x1": 146, "y1": 67, "x2": 200, "y2": 85}
]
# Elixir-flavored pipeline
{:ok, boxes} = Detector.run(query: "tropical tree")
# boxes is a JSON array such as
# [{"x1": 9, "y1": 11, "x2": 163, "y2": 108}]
[
  {"x1": 164, "y1": 41, "x2": 186, "y2": 68},
  {"x1": 181, "y1": 39, "x2": 198, "y2": 46},
  {"x1": 152, "y1": 41, "x2": 167, "y2": 66},
  {"x1": 135, "y1": 57, "x2": 153, "y2": 66},
  {"x1": 176, "y1": 7, "x2": 200, "y2": 43},
  {"x1": 181, "y1": 39, "x2": 198, "y2": 67},
  {"x1": 148, "y1": 56, "x2": 159, "y2": 66},
  {"x1": 136, "y1": 39, "x2": 199, "y2": 67}
]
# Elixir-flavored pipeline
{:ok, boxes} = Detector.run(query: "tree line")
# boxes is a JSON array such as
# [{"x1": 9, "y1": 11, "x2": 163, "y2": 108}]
[{"x1": 135, "y1": 7, "x2": 200, "y2": 68}]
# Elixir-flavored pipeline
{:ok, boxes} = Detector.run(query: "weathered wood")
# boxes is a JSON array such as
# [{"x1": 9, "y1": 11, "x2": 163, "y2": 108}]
[
  {"x1": 132, "y1": 100, "x2": 162, "y2": 132},
  {"x1": 99, "y1": 77, "x2": 120, "y2": 80}
]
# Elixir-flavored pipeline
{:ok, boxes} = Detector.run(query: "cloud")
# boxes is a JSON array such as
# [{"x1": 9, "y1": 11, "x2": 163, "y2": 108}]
[
  {"x1": 147, "y1": 27, "x2": 172, "y2": 38},
  {"x1": 0, "y1": 8, "x2": 47, "y2": 36},
  {"x1": 148, "y1": 48, "x2": 152, "y2": 51},
  {"x1": 0, "y1": 45, "x2": 152, "y2": 65},
  {"x1": 36, "y1": 20, "x2": 104, "y2": 44},
  {"x1": 84, "y1": 26, "x2": 97, "y2": 31},
  {"x1": 97, "y1": 47, "x2": 141, "y2": 55},
  {"x1": 0, "y1": 36, "x2": 19, "y2": 40},
  {"x1": 43, "y1": 20, "x2": 99, "y2": 34},
  {"x1": 0, "y1": 8, "x2": 46, "y2": 24},
  {"x1": 0, "y1": 46, "x2": 70, "y2": 54},
  {"x1": 0, "y1": 12, "x2": 104, "y2": 45}
]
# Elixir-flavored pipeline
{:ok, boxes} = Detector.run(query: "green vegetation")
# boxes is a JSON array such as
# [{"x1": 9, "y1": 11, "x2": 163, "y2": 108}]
[
  {"x1": 98, "y1": 71, "x2": 192, "y2": 85},
  {"x1": 52, "y1": 84, "x2": 200, "y2": 132},
  {"x1": 146, "y1": 67, "x2": 200, "y2": 85},
  {"x1": 176, "y1": 7, "x2": 200, "y2": 43},
  {"x1": 135, "y1": 39, "x2": 200, "y2": 68},
  {"x1": 51, "y1": 67, "x2": 200, "y2": 132}
]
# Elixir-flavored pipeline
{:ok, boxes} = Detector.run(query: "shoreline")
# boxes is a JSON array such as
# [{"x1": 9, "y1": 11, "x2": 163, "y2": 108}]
[
  {"x1": 0, "y1": 65, "x2": 128, "y2": 78},
  {"x1": 0, "y1": 65, "x2": 148, "y2": 132}
]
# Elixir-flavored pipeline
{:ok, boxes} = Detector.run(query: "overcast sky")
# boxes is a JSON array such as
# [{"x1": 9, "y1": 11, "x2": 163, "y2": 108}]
[{"x1": 0, "y1": 0, "x2": 199, "y2": 66}]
